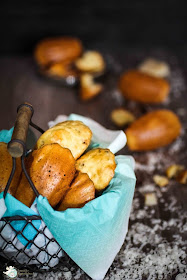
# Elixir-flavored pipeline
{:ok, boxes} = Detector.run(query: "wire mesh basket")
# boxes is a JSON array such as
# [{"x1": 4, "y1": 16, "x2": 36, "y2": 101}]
[
  {"x1": 0, "y1": 103, "x2": 65, "y2": 272},
  {"x1": 0, "y1": 216, "x2": 64, "y2": 271}
]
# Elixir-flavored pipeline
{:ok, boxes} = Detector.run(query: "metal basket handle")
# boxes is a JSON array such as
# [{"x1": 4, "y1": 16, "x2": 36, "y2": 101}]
[
  {"x1": 4, "y1": 103, "x2": 44, "y2": 199},
  {"x1": 8, "y1": 103, "x2": 34, "y2": 158}
]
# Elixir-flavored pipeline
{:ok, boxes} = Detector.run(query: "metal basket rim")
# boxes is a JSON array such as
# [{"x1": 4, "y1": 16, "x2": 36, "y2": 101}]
[{"x1": 0, "y1": 215, "x2": 42, "y2": 222}]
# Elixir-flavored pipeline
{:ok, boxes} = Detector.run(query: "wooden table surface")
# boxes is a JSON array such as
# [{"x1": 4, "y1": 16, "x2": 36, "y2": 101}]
[{"x1": 0, "y1": 48, "x2": 186, "y2": 279}]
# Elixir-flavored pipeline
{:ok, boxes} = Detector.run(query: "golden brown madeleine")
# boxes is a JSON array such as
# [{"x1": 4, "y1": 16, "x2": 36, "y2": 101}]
[
  {"x1": 36, "y1": 121, "x2": 92, "y2": 160},
  {"x1": 76, "y1": 148, "x2": 116, "y2": 192},
  {"x1": 119, "y1": 70, "x2": 170, "y2": 103},
  {"x1": 0, "y1": 142, "x2": 22, "y2": 196},
  {"x1": 125, "y1": 110, "x2": 181, "y2": 151},
  {"x1": 34, "y1": 37, "x2": 83, "y2": 67},
  {"x1": 57, "y1": 171, "x2": 95, "y2": 211},
  {"x1": 16, "y1": 144, "x2": 76, "y2": 208},
  {"x1": 30, "y1": 144, "x2": 76, "y2": 207},
  {"x1": 15, "y1": 153, "x2": 35, "y2": 207}
]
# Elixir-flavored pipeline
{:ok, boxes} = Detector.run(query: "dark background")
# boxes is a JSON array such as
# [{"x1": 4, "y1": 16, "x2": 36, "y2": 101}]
[{"x1": 1, "y1": 0, "x2": 187, "y2": 54}]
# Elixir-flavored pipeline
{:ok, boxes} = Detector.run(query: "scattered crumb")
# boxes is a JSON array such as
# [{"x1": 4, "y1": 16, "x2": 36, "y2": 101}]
[
  {"x1": 166, "y1": 164, "x2": 185, "y2": 179},
  {"x1": 153, "y1": 175, "x2": 169, "y2": 187},
  {"x1": 138, "y1": 184, "x2": 156, "y2": 194},
  {"x1": 75, "y1": 51, "x2": 105, "y2": 73},
  {"x1": 176, "y1": 170, "x2": 187, "y2": 184},
  {"x1": 79, "y1": 73, "x2": 103, "y2": 101},
  {"x1": 144, "y1": 193, "x2": 157, "y2": 206},
  {"x1": 138, "y1": 58, "x2": 170, "y2": 78},
  {"x1": 110, "y1": 108, "x2": 135, "y2": 127}
]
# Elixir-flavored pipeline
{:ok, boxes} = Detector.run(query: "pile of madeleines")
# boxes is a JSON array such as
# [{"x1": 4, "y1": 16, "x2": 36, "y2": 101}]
[
  {"x1": 0, "y1": 121, "x2": 116, "y2": 210},
  {"x1": 34, "y1": 37, "x2": 106, "y2": 101}
]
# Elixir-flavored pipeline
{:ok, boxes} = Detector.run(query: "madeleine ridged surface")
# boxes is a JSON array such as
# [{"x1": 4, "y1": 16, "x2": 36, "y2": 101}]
[
  {"x1": 125, "y1": 110, "x2": 181, "y2": 151},
  {"x1": 119, "y1": 70, "x2": 170, "y2": 103},
  {"x1": 36, "y1": 121, "x2": 92, "y2": 160},
  {"x1": 57, "y1": 171, "x2": 95, "y2": 211},
  {"x1": 16, "y1": 144, "x2": 76, "y2": 207},
  {"x1": 0, "y1": 142, "x2": 21, "y2": 195},
  {"x1": 76, "y1": 148, "x2": 116, "y2": 191},
  {"x1": 15, "y1": 152, "x2": 36, "y2": 207}
]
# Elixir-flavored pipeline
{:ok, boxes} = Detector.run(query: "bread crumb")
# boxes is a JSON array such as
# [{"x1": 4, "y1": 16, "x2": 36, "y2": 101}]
[
  {"x1": 75, "y1": 51, "x2": 105, "y2": 73},
  {"x1": 138, "y1": 58, "x2": 170, "y2": 78},
  {"x1": 153, "y1": 175, "x2": 169, "y2": 187},
  {"x1": 110, "y1": 108, "x2": 135, "y2": 127},
  {"x1": 176, "y1": 170, "x2": 187, "y2": 184},
  {"x1": 79, "y1": 73, "x2": 103, "y2": 101},
  {"x1": 144, "y1": 193, "x2": 157, "y2": 206},
  {"x1": 166, "y1": 164, "x2": 185, "y2": 179}
]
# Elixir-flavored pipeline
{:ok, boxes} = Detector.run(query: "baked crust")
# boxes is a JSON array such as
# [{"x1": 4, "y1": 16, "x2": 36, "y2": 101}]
[
  {"x1": 36, "y1": 120, "x2": 92, "y2": 160},
  {"x1": 15, "y1": 152, "x2": 35, "y2": 207},
  {"x1": 119, "y1": 70, "x2": 170, "y2": 103},
  {"x1": 34, "y1": 37, "x2": 83, "y2": 67},
  {"x1": 16, "y1": 144, "x2": 76, "y2": 207},
  {"x1": 76, "y1": 148, "x2": 116, "y2": 191},
  {"x1": 138, "y1": 58, "x2": 170, "y2": 78},
  {"x1": 125, "y1": 110, "x2": 181, "y2": 151},
  {"x1": 57, "y1": 171, "x2": 95, "y2": 211},
  {"x1": 0, "y1": 142, "x2": 22, "y2": 195}
]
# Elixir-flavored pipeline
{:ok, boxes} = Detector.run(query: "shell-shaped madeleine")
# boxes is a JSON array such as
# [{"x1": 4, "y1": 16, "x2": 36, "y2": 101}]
[
  {"x1": 76, "y1": 148, "x2": 116, "y2": 192},
  {"x1": 57, "y1": 171, "x2": 95, "y2": 211},
  {"x1": 36, "y1": 120, "x2": 92, "y2": 160},
  {"x1": 119, "y1": 70, "x2": 170, "y2": 103},
  {"x1": 125, "y1": 110, "x2": 181, "y2": 151}
]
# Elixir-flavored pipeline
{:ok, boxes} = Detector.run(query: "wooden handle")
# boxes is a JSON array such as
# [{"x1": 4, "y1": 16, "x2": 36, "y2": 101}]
[{"x1": 8, "y1": 103, "x2": 33, "y2": 158}]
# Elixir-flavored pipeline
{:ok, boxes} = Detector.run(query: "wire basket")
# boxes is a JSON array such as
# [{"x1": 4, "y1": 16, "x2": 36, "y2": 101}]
[
  {"x1": 0, "y1": 103, "x2": 64, "y2": 272},
  {"x1": 0, "y1": 216, "x2": 64, "y2": 272}
]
